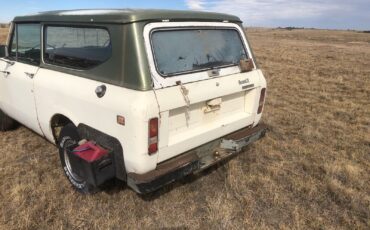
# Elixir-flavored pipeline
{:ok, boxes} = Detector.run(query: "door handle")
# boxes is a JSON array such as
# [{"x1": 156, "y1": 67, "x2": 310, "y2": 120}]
[
  {"x1": 0, "y1": 71, "x2": 10, "y2": 78},
  {"x1": 25, "y1": 72, "x2": 35, "y2": 79},
  {"x1": 0, "y1": 71, "x2": 10, "y2": 76}
]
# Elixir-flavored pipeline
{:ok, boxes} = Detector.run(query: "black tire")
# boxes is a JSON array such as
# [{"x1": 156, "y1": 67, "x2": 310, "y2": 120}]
[
  {"x1": 58, "y1": 123, "x2": 99, "y2": 194},
  {"x1": 0, "y1": 109, "x2": 17, "y2": 131}
]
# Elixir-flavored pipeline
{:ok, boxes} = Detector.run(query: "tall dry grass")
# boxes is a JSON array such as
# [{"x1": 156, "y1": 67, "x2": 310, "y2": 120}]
[
  {"x1": 0, "y1": 27, "x2": 8, "y2": 45},
  {"x1": 0, "y1": 26, "x2": 369, "y2": 229}
]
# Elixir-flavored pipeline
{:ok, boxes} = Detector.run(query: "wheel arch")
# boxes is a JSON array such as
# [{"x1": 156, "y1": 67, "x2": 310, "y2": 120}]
[
  {"x1": 50, "y1": 113, "x2": 76, "y2": 144},
  {"x1": 50, "y1": 115, "x2": 127, "y2": 181}
]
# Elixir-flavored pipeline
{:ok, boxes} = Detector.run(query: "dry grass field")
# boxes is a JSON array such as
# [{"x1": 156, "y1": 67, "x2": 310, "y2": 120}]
[
  {"x1": 0, "y1": 27, "x2": 8, "y2": 44},
  {"x1": 0, "y1": 26, "x2": 369, "y2": 229}
]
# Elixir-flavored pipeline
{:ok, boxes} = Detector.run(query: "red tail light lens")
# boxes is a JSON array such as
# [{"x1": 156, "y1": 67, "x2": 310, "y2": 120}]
[
  {"x1": 257, "y1": 88, "x2": 266, "y2": 114},
  {"x1": 148, "y1": 118, "x2": 158, "y2": 155}
]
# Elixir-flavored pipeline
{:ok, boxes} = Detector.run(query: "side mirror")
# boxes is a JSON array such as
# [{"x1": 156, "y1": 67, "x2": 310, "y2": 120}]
[{"x1": 0, "y1": 45, "x2": 7, "y2": 58}]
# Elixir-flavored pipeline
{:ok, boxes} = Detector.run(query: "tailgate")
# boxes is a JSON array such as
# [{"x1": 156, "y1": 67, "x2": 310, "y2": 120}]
[{"x1": 155, "y1": 70, "x2": 263, "y2": 163}]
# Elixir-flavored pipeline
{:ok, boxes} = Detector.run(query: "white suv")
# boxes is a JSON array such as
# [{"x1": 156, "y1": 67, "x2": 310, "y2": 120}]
[{"x1": 0, "y1": 9, "x2": 267, "y2": 194}]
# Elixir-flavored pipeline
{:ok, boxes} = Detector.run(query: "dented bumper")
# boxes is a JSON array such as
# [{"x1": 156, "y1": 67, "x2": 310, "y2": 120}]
[{"x1": 127, "y1": 124, "x2": 267, "y2": 194}]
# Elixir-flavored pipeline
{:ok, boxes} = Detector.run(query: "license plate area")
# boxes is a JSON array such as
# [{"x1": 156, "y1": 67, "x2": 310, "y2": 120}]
[{"x1": 195, "y1": 124, "x2": 267, "y2": 172}]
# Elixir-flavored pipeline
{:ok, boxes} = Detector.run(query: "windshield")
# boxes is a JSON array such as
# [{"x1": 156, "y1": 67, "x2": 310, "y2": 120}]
[{"x1": 151, "y1": 28, "x2": 248, "y2": 77}]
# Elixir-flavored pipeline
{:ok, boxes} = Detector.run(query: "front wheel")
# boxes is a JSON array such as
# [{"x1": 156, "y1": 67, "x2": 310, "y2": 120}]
[{"x1": 58, "y1": 123, "x2": 99, "y2": 194}]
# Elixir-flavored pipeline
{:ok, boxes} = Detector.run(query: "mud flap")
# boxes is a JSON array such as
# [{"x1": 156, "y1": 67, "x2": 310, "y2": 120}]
[{"x1": 77, "y1": 124, "x2": 126, "y2": 181}]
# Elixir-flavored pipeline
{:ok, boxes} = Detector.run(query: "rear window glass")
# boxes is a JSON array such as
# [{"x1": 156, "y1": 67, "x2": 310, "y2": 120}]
[
  {"x1": 44, "y1": 26, "x2": 112, "y2": 69},
  {"x1": 151, "y1": 29, "x2": 248, "y2": 76}
]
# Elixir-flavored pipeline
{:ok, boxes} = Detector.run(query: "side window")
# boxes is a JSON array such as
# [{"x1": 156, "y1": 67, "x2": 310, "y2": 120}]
[
  {"x1": 8, "y1": 23, "x2": 41, "y2": 65},
  {"x1": 44, "y1": 26, "x2": 112, "y2": 69}
]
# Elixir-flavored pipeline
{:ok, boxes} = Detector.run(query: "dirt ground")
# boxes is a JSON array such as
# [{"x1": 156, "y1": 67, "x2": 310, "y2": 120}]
[{"x1": 0, "y1": 27, "x2": 369, "y2": 229}]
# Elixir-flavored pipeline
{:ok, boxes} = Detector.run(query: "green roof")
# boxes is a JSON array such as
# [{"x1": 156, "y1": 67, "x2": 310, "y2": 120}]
[{"x1": 13, "y1": 9, "x2": 241, "y2": 24}]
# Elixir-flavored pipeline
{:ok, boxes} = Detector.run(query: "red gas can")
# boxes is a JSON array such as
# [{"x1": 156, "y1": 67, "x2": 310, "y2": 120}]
[
  {"x1": 67, "y1": 141, "x2": 115, "y2": 187},
  {"x1": 72, "y1": 141, "x2": 108, "y2": 162}
]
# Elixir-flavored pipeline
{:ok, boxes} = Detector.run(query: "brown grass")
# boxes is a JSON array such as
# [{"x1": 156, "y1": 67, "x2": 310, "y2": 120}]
[
  {"x1": 0, "y1": 27, "x2": 9, "y2": 45},
  {"x1": 0, "y1": 26, "x2": 369, "y2": 229}
]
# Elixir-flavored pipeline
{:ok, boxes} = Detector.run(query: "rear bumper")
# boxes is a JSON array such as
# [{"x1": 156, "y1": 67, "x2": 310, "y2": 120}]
[{"x1": 127, "y1": 123, "x2": 267, "y2": 194}]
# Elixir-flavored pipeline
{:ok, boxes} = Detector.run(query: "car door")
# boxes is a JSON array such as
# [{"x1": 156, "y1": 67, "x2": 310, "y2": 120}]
[{"x1": 0, "y1": 23, "x2": 43, "y2": 135}]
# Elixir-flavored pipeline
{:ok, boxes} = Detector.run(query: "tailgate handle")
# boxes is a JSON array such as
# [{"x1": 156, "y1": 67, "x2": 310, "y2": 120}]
[{"x1": 204, "y1": 98, "x2": 222, "y2": 113}]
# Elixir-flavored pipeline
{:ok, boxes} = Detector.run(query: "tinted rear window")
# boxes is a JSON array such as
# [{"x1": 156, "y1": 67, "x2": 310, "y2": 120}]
[
  {"x1": 151, "y1": 29, "x2": 247, "y2": 76},
  {"x1": 44, "y1": 26, "x2": 112, "y2": 69}
]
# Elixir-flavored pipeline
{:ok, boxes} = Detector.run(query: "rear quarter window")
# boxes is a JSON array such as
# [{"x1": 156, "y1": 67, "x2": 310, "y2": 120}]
[{"x1": 44, "y1": 26, "x2": 112, "y2": 69}]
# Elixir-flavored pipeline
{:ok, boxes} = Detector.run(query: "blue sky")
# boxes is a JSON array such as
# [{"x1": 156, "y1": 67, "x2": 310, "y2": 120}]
[{"x1": 0, "y1": 0, "x2": 369, "y2": 30}]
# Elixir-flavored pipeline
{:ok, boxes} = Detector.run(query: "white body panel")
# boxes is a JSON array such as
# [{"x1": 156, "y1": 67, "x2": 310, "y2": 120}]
[
  {"x1": 33, "y1": 68, "x2": 160, "y2": 173},
  {"x1": 0, "y1": 62, "x2": 43, "y2": 135},
  {"x1": 154, "y1": 70, "x2": 266, "y2": 162}
]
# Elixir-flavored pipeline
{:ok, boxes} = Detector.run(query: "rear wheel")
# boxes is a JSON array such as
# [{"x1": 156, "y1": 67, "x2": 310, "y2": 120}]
[
  {"x1": 0, "y1": 109, "x2": 17, "y2": 131},
  {"x1": 58, "y1": 123, "x2": 99, "y2": 194}
]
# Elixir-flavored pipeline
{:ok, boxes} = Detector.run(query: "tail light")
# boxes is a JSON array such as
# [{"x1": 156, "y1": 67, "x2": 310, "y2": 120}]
[
  {"x1": 148, "y1": 118, "x2": 158, "y2": 155},
  {"x1": 257, "y1": 88, "x2": 266, "y2": 114}
]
